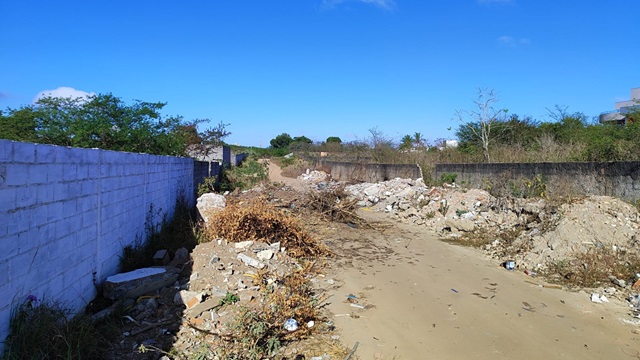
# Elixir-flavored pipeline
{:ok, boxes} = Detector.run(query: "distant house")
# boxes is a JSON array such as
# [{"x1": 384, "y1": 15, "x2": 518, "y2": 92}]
[
  {"x1": 187, "y1": 145, "x2": 247, "y2": 166},
  {"x1": 599, "y1": 87, "x2": 640, "y2": 125}
]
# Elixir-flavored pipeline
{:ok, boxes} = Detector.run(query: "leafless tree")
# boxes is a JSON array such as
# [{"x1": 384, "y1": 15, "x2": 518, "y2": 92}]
[{"x1": 455, "y1": 88, "x2": 507, "y2": 163}]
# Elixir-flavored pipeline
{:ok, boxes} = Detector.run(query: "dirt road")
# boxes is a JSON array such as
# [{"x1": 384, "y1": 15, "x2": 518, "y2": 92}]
[
  {"x1": 325, "y1": 211, "x2": 639, "y2": 359},
  {"x1": 268, "y1": 166, "x2": 639, "y2": 359}
]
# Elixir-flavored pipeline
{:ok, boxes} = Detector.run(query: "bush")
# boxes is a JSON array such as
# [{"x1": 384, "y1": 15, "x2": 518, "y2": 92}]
[{"x1": 218, "y1": 160, "x2": 269, "y2": 192}]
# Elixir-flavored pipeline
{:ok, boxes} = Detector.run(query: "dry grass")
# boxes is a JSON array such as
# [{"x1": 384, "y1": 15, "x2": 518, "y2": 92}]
[
  {"x1": 546, "y1": 247, "x2": 640, "y2": 288},
  {"x1": 303, "y1": 186, "x2": 365, "y2": 225},
  {"x1": 202, "y1": 198, "x2": 329, "y2": 258},
  {"x1": 215, "y1": 263, "x2": 335, "y2": 359}
]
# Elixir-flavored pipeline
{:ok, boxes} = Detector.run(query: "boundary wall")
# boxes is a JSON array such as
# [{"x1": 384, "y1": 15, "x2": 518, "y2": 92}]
[
  {"x1": 435, "y1": 161, "x2": 640, "y2": 201},
  {"x1": 0, "y1": 140, "x2": 197, "y2": 348},
  {"x1": 318, "y1": 160, "x2": 422, "y2": 183}
]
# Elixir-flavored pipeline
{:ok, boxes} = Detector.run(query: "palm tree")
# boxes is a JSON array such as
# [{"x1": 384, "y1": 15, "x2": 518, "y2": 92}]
[
  {"x1": 400, "y1": 134, "x2": 413, "y2": 151},
  {"x1": 413, "y1": 132, "x2": 424, "y2": 149}
]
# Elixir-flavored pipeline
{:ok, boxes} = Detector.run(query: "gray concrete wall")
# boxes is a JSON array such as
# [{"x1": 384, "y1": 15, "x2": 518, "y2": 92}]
[
  {"x1": 320, "y1": 161, "x2": 422, "y2": 183},
  {"x1": 0, "y1": 140, "x2": 199, "y2": 348},
  {"x1": 435, "y1": 162, "x2": 640, "y2": 201}
]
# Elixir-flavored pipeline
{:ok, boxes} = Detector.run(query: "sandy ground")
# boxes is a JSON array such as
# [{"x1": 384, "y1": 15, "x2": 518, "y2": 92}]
[{"x1": 269, "y1": 165, "x2": 640, "y2": 360}]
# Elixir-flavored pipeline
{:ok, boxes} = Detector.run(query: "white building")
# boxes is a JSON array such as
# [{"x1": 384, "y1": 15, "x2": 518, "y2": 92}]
[{"x1": 599, "y1": 87, "x2": 640, "y2": 125}]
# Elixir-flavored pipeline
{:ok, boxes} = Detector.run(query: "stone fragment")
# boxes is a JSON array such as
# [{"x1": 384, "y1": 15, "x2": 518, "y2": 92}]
[
  {"x1": 237, "y1": 253, "x2": 265, "y2": 269},
  {"x1": 257, "y1": 249, "x2": 274, "y2": 261},
  {"x1": 234, "y1": 241, "x2": 254, "y2": 250},
  {"x1": 153, "y1": 249, "x2": 170, "y2": 265},
  {"x1": 174, "y1": 290, "x2": 203, "y2": 309},
  {"x1": 103, "y1": 267, "x2": 179, "y2": 300},
  {"x1": 445, "y1": 218, "x2": 475, "y2": 232},
  {"x1": 196, "y1": 193, "x2": 226, "y2": 223},
  {"x1": 187, "y1": 297, "x2": 224, "y2": 318},
  {"x1": 171, "y1": 247, "x2": 190, "y2": 266}
]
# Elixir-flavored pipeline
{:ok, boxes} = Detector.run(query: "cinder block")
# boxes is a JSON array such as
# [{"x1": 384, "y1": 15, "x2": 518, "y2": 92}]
[
  {"x1": 0, "y1": 140, "x2": 12, "y2": 162},
  {"x1": 28, "y1": 164, "x2": 48, "y2": 185},
  {"x1": 62, "y1": 164, "x2": 77, "y2": 182},
  {"x1": 46, "y1": 202, "x2": 65, "y2": 222},
  {"x1": 15, "y1": 187, "x2": 36, "y2": 209},
  {"x1": 12, "y1": 142, "x2": 35, "y2": 163},
  {"x1": 76, "y1": 164, "x2": 90, "y2": 180},
  {"x1": 7, "y1": 211, "x2": 29, "y2": 236},
  {"x1": 54, "y1": 146, "x2": 73, "y2": 164},
  {"x1": 5, "y1": 164, "x2": 28, "y2": 186},
  {"x1": 35, "y1": 144, "x2": 57, "y2": 163},
  {"x1": 36, "y1": 184, "x2": 55, "y2": 204},
  {"x1": 46, "y1": 164, "x2": 64, "y2": 183},
  {"x1": 53, "y1": 183, "x2": 69, "y2": 201},
  {"x1": 29, "y1": 204, "x2": 47, "y2": 226},
  {"x1": 0, "y1": 187, "x2": 16, "y2": 213}
]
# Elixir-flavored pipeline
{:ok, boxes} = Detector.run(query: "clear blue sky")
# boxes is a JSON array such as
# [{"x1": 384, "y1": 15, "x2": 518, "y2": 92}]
[{"x1": 1, "y1": 0, "x2": 638, "y2": 147}]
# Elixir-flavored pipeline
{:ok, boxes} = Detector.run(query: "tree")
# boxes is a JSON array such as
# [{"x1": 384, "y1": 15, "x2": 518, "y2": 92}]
[
  {"x1": 269, "y1": 133, "x2": 293, "y2": 149},
  {"x1": 0, "y1": 93, "x2": 217, "y2": 156},
  {"x1": 180, "y1": 119, "x2": 232, "y2": 159},
  {"x1": 326, "y1": 136, "x2": 342, "y2": 144},
  {"x1": 0, "y1": 107, "x2": 38, "y2": 142},
  {"x1": 455, "y1": 88, "x2": 508, "y2": 162},
  {"x1": 292, "y1": 135, "x2": 312, "y2": 144},
  {"x1": 399, "y1": 134, "x2": 413, "y2": 151},
  {"x1": 412, "y1": 132, "x2": 425, "y2": 149}
]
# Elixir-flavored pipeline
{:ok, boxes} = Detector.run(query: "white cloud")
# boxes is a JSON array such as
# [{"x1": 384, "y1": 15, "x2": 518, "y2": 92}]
[
  {"x1": 33, "y1": 86, "x2": 96, "y2": 103},
  {"x1": 322, "y1": 0, "x2": 396, "y2": 10},
  {"x1": 497, "y1": 35, "x2": 530, "y2": 47}
]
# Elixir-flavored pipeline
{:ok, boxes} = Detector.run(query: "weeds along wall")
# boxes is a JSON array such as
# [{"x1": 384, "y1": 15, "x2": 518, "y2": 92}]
[
  {"x1": 0, "y1": 140, "x2": 197, "y2": 348},
  {"x1": 435, "y1": 162, "x2": 640, "y2": 201}
]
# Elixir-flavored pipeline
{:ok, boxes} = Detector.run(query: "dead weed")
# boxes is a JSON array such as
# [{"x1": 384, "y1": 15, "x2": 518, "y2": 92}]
[{"x1": 203, "y1": 198, "x2": 329, "y2": 258}]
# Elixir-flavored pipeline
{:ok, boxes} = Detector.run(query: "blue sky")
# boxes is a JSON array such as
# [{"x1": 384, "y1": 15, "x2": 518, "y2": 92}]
[{"x1": 1, "y1": 0, "x2": 638, "y2": 147}]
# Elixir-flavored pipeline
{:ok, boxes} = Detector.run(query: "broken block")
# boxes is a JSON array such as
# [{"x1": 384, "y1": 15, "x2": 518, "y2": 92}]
[{"x1": 103, "y1": 267, "x2": 179, "y2": 300}]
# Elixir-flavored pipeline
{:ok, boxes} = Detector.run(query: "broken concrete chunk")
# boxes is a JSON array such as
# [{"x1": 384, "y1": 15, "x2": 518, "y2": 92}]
[
  {"x1": 196, "y1": 193, "x2": 226, "y2": 223},
  {"x1": 186, "y1": 298, "x2": 222, "y2": 318},
  {"x1": 257, "y1": 249, "x2": 274, "y2": 261},
  {"x1": 445, "y1": 218, "x2": 475, "y2": 232},
  {"x1": 103, "y1": 267, "x2": 179, "y2": 300},
  {"x1": 153, "y1": 249, "x2": 170, "y2": 265},
  {"x1": 234, "y1": 241, "x2": 254, "y2": 250},
  {"x1": 174, "y1": 290, "x2": 203, "y2": 309},
  {"x1": 237, "y1": 253, "x2": 265, "y2": 269},
  {"x1": 171, "y1": 247, "x2": 190, "y2": 266}
]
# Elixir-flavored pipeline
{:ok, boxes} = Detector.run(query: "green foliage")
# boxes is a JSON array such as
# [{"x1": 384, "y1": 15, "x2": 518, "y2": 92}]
[
  {"x1": 218, "y1": 160, "x2": 269, "y2": 192},
  {"x1": 1, "y1": 94, "x2": 186, "y2": 155},
  {"x1": 326, "y1": 136, "x2": 342, "y2": 143},
  {"x1": 440, "y1": 173, "x2": 458, "y2": 184},
  {"x1": 270, "y1": 133, "x2": 293, "y2": 149},
  {"x1": 197, "y1": 176, "x2": 218, "y2": 197},
  {"x1": 2, "y1": 298, "x2": 119, "y2": 360},
  {"x1": 399, "y1": 134, "x2": 413, "y2": 150},
  {"x1": 279, "y1": 155, "x2": 296, "y2": 168}
]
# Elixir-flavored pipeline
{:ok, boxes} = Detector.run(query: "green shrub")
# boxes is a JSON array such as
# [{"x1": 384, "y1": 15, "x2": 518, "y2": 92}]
[
  {"x1": 440, "y1": 173, "x2": 458, "y2": 184},
  {"x1": 219, "y1": 160, "x2": 269, "y2": 192}
]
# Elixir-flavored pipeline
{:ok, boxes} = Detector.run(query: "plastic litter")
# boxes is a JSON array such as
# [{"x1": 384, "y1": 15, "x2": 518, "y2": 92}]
[{"x1": 284, "y1": 318, "x2": 299, "y2": 331}]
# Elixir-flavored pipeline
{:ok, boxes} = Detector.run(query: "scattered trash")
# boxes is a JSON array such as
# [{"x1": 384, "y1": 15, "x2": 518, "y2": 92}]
[
  {"x1": 591, "y1": 293, "x2": 609, "y2": 304},
  {"x1": 350, "y1": 303, "x2": 365, "y2": 309},
  {"x1": 504, "y1": 260, "x2": 515, "y2": 271},
  {"x1": 451, "y1": 288, "x2": 459, "y2": 293},
  {"x1": 307, "y1": 320, "x2": 315, "y2": 328},
  {"x1": 284, "y1": 318, "x2": 299, "y2": 331}
]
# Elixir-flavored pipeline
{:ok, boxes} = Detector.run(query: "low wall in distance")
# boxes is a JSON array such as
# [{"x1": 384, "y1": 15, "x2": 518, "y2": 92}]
[
  {"x1": 435, "y1": 161, "x2": 640, "y2": 201},
  {"x1": 319, "y1": 160, "x2": 422, "y2": 183}
]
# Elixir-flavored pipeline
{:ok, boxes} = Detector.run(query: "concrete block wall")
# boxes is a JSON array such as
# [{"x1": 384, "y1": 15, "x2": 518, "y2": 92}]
[
  {"x1": 435, "y1": 161, "x2": 640, "y2": 201},
  {"x1": 0, "y1": 140, "x2": 195, "y2": 348},
  {"x1": 319, "y1": 161, "x2": 422, "y2": 183}
]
